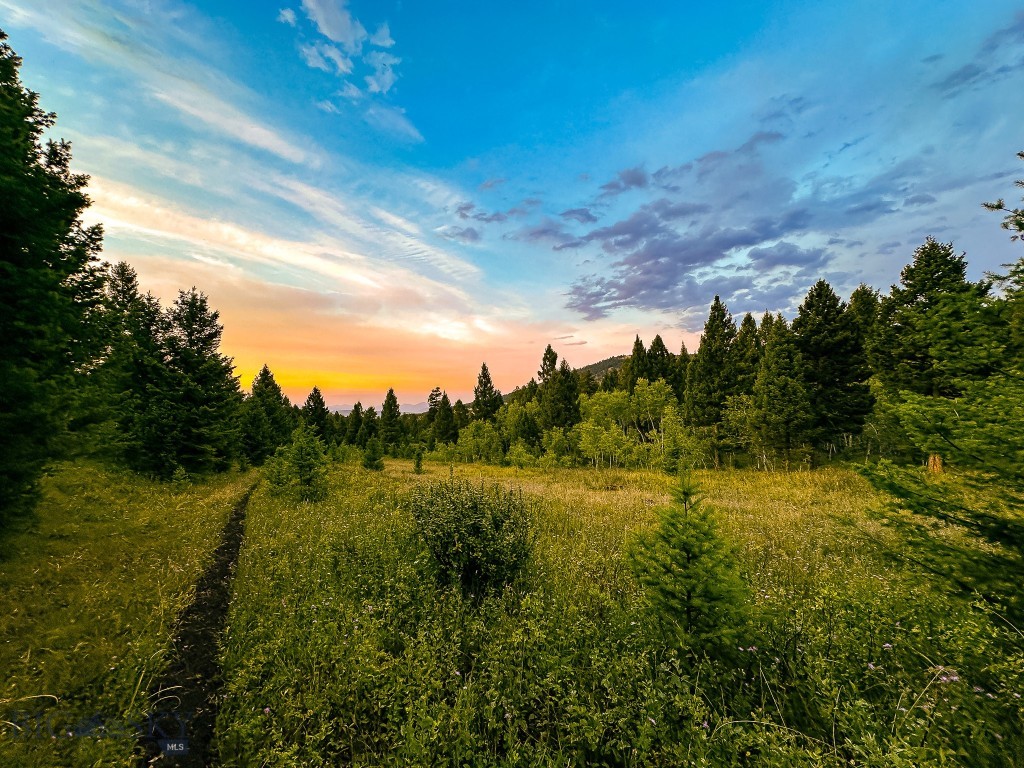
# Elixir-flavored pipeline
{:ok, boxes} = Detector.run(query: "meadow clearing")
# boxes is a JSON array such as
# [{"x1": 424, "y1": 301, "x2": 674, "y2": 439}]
[{"x1": 1, "y1": 459, "x2": 1021, "y2": 767}]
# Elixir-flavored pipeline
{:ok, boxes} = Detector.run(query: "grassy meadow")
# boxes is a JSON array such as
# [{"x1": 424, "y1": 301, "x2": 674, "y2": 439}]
[
  {"x1": 1, "y1": 458, "x2": 1020, "y2": 766},
  {"x1": 0, "y1": 462, "x2": 254, "y2": 767},
  {"x1": 218, "y1": 460, "x2": 1022, "y2": 767}
]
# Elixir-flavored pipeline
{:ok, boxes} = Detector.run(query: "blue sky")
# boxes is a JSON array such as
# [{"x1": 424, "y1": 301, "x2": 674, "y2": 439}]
[{"x1": 2, "y1": 0, "x2": 1023, "y2": 405}]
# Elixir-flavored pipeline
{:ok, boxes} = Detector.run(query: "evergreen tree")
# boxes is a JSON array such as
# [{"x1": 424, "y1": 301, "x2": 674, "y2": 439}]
[
  {"x1": 472, "y1": 362, "x2": 503, "y2": 421},
  {"x1": 249, "y1": 365, "x2": 293, "y2": 445},
  {"x1": 453, "y1": 399, "x2": 471, "y2": 431},
  {"x1": 345, "y1": 402, "x2": 364, "y2": 445},
  {"x1": 541, "y1": 359, "x2": 581, "y2": 430},
  {"x1": 433, "y1": 392, "x2": 457, "y2": 444},
  {"x1": 792, "y1": 280, "x2": 872, "y2": 448},
  {"x1": 628, "y1": 474, "x2": 748, "y2": 657},
  {"x1": 160, "y1": 288, "x2": 242, "y2": 475},
  {"x1": 684, "y1": 296, "x2": 737, "y2": 428},
  {"x1": 1, "y1": 33, "x2": 105, "y2": 521},
  {"x1": 301, "y1": 386, "x2": 331, "y2": 440},
  {"x1": 732, "y1": 312, "x2": 761, "y2": 396},
  {"x1": 425, "y1": 386, "x2": 442, "y2": 425},
  {"x1": 362, "y1": 436, "x2": 385, "y2": 471},
  {"x1": 671, "y1": 341, "x2": 690, "y2": 402},
  {"x1": 624, "y1": 335, "x2": 648, "y2": 392},
  {"x1": 870, "y1": 238, "x2": 989, "y2": 397},
  {"x1": 647, "y1": 334, "x2": 673, "y2": 384},
  {"x1": 379, "y1": 388, "x2": 402, "y2": 447},
  {"x1": 600, "y1": 369, "x2": 618, "y2": 392},
  {"x1": 846, "y1": 284, "x2": 880, "y2": 350},
  {"x1": 538, "y1": 344, "x2": 558, "y2": 384},
  {"x1": 752, "y1": 315, "x2": 813, "y2": 463},
  {"x1": 576, "y1": 368, "x2": 598, "y2": 397},
  {"x1": 356, "y1": 406, "x2": 378, "y2": 447}
]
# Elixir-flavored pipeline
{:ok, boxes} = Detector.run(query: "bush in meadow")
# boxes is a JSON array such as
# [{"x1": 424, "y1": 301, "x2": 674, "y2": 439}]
[
  {"x1": 362, "y1": 437, "x2": 385, "y2": 471},
  {"x1": 408, "y1": 478, "x2": 533, "y2": 596}
]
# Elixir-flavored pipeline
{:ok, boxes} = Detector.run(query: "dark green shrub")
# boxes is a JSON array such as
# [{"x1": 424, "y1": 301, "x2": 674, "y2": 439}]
[
  {"x1": 413, "y1": 447, "x2": 424, "y2": 474},
  {"x1": 408, "y1": 478, "x2": 532, "y2": 595},
  {"x1": 362, "y1": 437, "x2": 384, "y2": 471}
]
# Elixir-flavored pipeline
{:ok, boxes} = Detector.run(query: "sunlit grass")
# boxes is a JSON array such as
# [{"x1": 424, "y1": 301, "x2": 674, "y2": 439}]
[{"x1": 216, "y1": 458, "x2": 1023, "y2": 766}]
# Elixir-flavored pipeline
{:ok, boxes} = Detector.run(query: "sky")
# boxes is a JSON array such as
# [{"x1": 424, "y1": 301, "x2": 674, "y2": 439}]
[{"x1": 2, "y1": 0, "x2": 1023, "y2": 409}]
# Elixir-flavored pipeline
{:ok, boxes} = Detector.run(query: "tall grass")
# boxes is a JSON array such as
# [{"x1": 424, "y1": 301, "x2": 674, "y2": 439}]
[
  {"x1": 217, "y1": 460, "x2": 1023, "y2": 766},
  {"x1": 0, "y1": 461, "x2": 253, "y2": 767}
]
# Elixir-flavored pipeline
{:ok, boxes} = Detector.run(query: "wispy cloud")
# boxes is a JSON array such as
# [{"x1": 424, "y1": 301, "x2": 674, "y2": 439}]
[
  {"x1": 364, "y1": 51, "x2": 400, "y2": 94},
  {"x1": 364, "y1": 104, "x2": 424, "y2": 143},
  {"x1": 300, "y1": 0, "x2": 366, "y2": 54},
  {"x1": 277, "y1": 7, "x2": 297, "y2": 26}
]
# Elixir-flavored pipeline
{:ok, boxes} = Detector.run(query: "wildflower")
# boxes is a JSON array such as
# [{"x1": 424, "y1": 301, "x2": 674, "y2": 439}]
[
  {"x1": 701, "y1": 720, "x2": 710, "y2": 730},
  {"x1": 264, "y1": 707, "x2": 271, "y2": 715},
  {"x1": 454, "y1": 670, "x2": 461, "y2": 677},
  {"x1": 648, "y1": 717, "x2": 656, "y2": 726},
  {"x1": 868, "y1": 662, "x2": 876, "y2": 671},
  {"x1": 882, "y1": 643, "x2": 892, "y2": 650}
]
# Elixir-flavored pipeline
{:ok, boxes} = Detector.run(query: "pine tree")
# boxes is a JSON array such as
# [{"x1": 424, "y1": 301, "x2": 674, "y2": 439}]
[
  {"x1": 792, "y1": 280, "x2": 872, "y2": 449},
  {"x1": 870, "y1": 238, "x2": 989, "y2": 397},
  {"x1": 752, "y1": 316, "x2": 812, "y2": 463},
  {"x1": 472, "y1": 362, "x2": 504, "y2": 421},
  {"x1": 356, "y1": 406, "x2": 379, "y2": 447},
  {"x1": 425, "y1": 386, "x2": 443, "y2": 425},
  {"x1": 345, "y1": 402, "x2": 364, "y2": 445},
  {"x1": 732, "y1": 312, "x2": 761, "y2": 396},
  {"x1": 362, "y1": 436, "x2": 384, "y2": 471},
  {"x1": 625, "y1": 335, "x2": 648, "y2": 392},
  {"x1": 1, "y1": 33, "x2": 105, "y2": 521},
  {"x1": 161, "y1": 288, "x2": 242, "y2": 475},
  {"x1": 433, "y1": 392, "x2": 457, "y2": 444},
  {"x1": 541, "y1": 359, "x2": 581, "y2": 430},
  {"x1": 248, "y1": 365, "x2": 293, "y2": 445},
  {"x1": 671, "y1": 341, "x2": 690, "y2": 402},
  {"x1": 629, "y1": 473, "x2": 748, "y2": 657},
  {"x1": 538, "y1": 344, "x2": 558, "y2": 384},
  {"x1": 684, "y1": 296, "x2": 737, "y2": 428},
  {"x1": 453, "y1": 399, "x2": 471, "y2": 431},
  {"x1": 648, "y1": 334, "x2": 673, "y2": 384},
  {"x1": 380, "y1": 387, "x2": 402, "y2": 447},
  {"x1": 301, "y1": 386, "x2": 331, "y2": 439}
]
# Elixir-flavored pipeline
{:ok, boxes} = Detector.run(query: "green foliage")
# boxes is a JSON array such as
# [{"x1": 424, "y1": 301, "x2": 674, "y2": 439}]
[
  {"x1": 344, "y1": 401, "x2": 363, "y2": 445},
  {"x1": 0, "y1": 33, "x2": 105, "y2": 524},
  {"x1": 117, "y1": 287, "x2": 241, "y2": 479},
  {"x1": 301, "y1": 385, "x2": 330, "y2": 440},
  {"x1": 413, "y1": 447, "x2": 424, "y2": 474},
  {"x1": 433, "y1": 391, "x2": 457, "y2": 444},
  {"x1": 362, "y1": 436, "x2": 385, "y2": 471},
  {"x1": 379, "y1": 387, "x2": 402, "y2": 447},
  {"x1": 471, "y1": 362, "x2": 503, "y2": 422},
  {"x1": 267, "y1": 423, "x2": 330, "y2": 501},
  {"x1": 684, "y1": 296, "x2": 737, "y2": 444},
  {"x1": 408, "y1": 478, "x2": 533, "y2": 595},
  {"x1": 870, "y1": 238, "x2": 990, "y2": 397},
  {"x1": 629, "y1": 474, "x2": 748, "y2": 657},
  {"x1": 751, "y1": 315, "x2": 813, "y2": 463},
  {"x1": 239, "y1": 365, "x2": 293, "y2": 465},
  {"x1": 792, "y1": 280, "x2": 873, "y2": 448}
]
